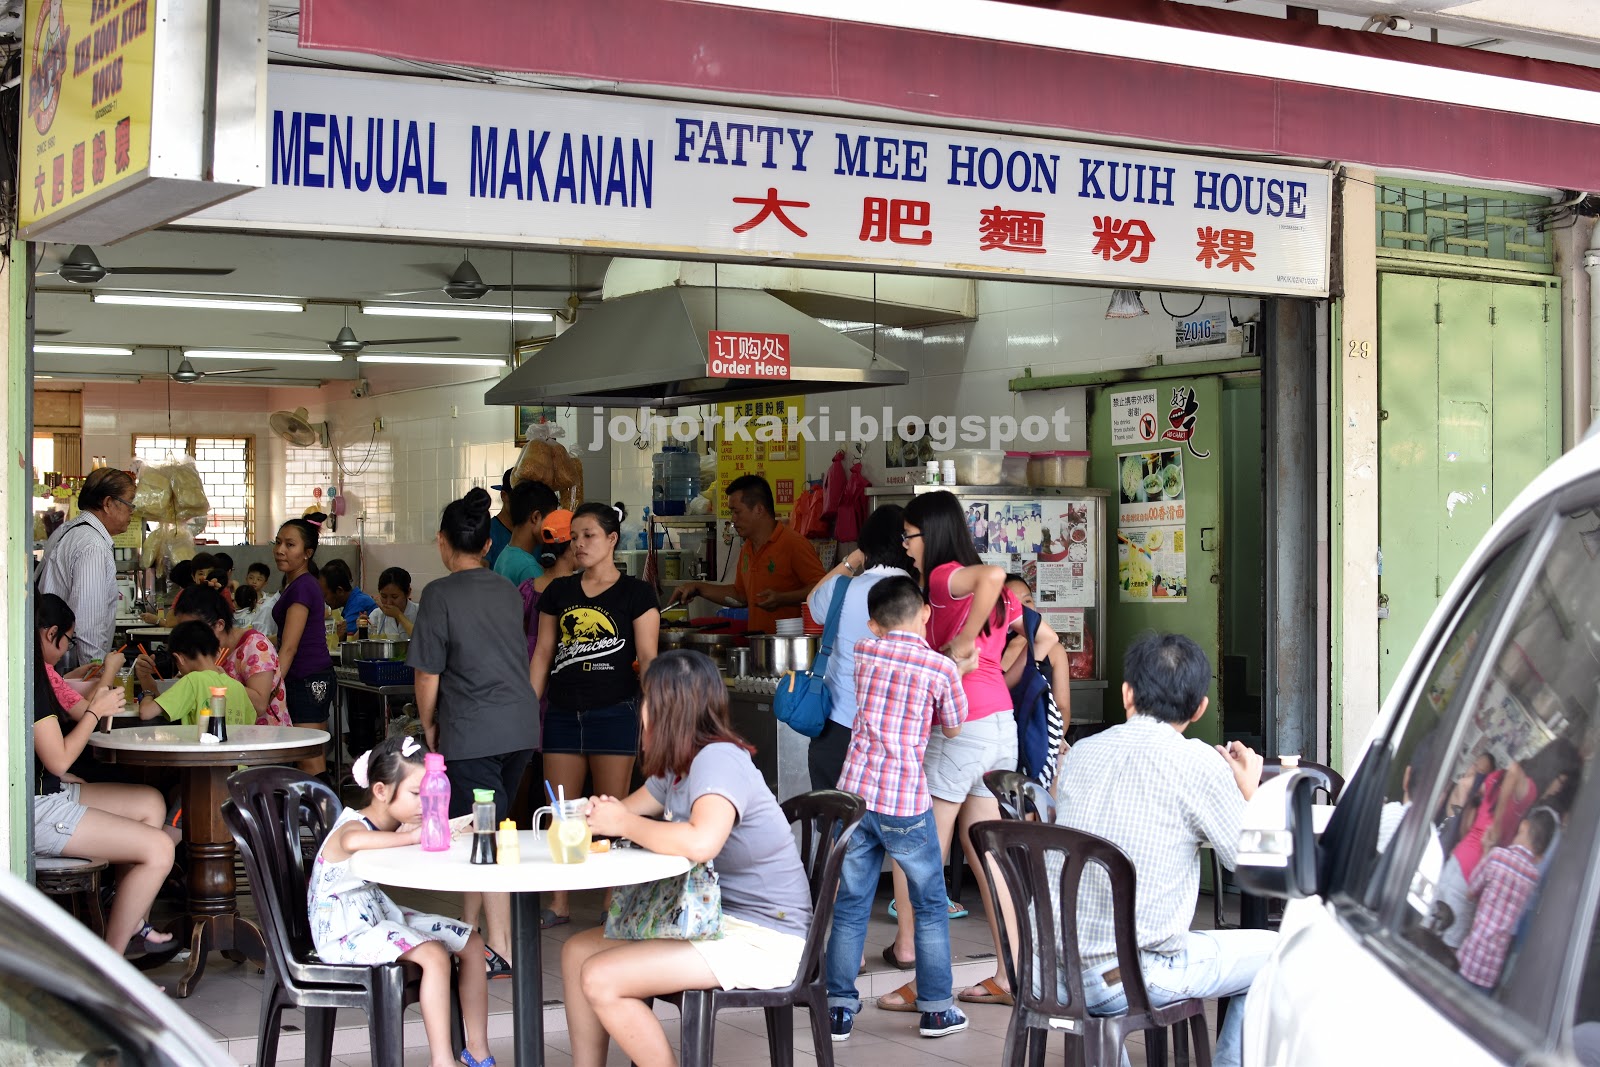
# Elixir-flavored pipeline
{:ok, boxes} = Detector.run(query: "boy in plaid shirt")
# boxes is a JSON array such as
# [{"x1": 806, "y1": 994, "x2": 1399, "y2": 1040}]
[
  {"x1": 1457, "y1": 806, "x2": 1557, "y2": 989},
  {"x1": 826, "y1": 577, "x2": 970, "y2": 1042}
]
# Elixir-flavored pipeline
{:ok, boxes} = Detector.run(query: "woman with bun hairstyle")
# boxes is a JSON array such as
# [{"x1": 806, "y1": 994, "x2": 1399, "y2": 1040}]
[
  {"x1": 409, "y1": 487, "x2": 539, "y2": 976},
  {"x1": 272, "y1": 514, "x2": 336, "y2": 777},
  {"x1": 530, "y1": 502, "x2": 660, "y2": 928}
]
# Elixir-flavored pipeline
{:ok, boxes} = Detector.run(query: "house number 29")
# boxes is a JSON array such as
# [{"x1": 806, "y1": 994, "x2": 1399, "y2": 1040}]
[{"x1": 1347, "y1": 339, "x2": 1372, "y2": 360}]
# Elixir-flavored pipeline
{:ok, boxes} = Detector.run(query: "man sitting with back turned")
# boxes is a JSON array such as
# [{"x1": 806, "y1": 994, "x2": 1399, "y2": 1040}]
[{"x1": 1055, "y1": 632, "x2": 1273, "y2": 1067}]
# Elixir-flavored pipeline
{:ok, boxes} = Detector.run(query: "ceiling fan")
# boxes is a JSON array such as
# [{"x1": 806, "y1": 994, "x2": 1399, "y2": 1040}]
[
  {"x1": 382, "y1": 252, "x2": 601, "y2": 302},
  {"x1": 266, "y1": 309, "x2": 459, "y2": 355},
  {"x1": 38, "y1": 244, "x2": 235, "y2": 285},
  {"x1": 169, "y1": 358, "x2": 272, "y2": 384}
]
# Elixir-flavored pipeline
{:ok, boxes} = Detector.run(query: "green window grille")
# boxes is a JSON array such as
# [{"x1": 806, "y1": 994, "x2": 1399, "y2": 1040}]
[{"x1": 1375, "y1": 180, "x2": 1555, "y2": 273}]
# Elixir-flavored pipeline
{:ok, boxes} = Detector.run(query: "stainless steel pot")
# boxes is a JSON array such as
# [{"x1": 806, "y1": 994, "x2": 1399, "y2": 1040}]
[
  {"x1": 726, "y1": 647, "x2": 751, "y2": 678},
  {"x1": 339, "y1": 643, "x2": 363, "y2": 667},
  {"x1": 659, "y1": 629, "x2": 694, "y2": 652},
  {"x1": 685, "y1": 632, "x2": 738, "y2": 665},
  {"x1": 746, "y1": 635, "x2": 818, "y2": 677},
  {"x1": 346, "y1": 638, "x2": 408, "y2": 662}
]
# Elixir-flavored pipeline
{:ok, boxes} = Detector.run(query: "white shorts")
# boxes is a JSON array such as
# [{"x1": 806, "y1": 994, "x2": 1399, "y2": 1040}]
[
  {"x1": 33, "y1": 785, "x2": 87, "y2": 857},
  {"x1": 924, "y1": 711, "x2": 1018, "y2": 802},
  {"x1": 689, "y1": 916, "x2": 806, "y2": 991}
]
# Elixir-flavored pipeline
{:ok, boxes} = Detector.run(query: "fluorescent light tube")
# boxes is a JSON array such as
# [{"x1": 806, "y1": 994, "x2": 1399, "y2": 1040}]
[
  {"x1": 361, "y1": 303, "x2": 555, "y2": 323},
  {"x1": 34, "y1": 343, "x2": 135, "y2": 355},
  {"x1": 355, "y1": 354, "x2": 508, "y2": 367},
  {"x1": 185, "y1": 349, "x2": 344, "y2": 363},
  {"x1": 95, "y1": 293, "x2": 304, "y2": 313}
]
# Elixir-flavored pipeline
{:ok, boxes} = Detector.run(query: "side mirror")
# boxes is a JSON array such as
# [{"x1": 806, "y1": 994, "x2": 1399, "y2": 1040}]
[{"x1": 1234, "y1": 770, "x2": 1320, "y2": 899}]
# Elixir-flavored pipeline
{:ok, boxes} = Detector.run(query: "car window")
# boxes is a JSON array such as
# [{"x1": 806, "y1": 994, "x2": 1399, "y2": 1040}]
[
  {"x1": 1346, "y1": 537, "x2": 1526, "y2": 912},
  {"x1": 0, "y1": 968, "x2": 143, "y2": 1067},
  {"x1": 1381, "y1": 505, "x2": 1600, "y2": 1037}
]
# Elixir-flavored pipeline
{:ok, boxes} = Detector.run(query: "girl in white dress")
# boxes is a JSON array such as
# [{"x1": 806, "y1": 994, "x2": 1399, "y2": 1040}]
[{"x1": 308, "y1": 735, "x2": 494, "y2": 1067}]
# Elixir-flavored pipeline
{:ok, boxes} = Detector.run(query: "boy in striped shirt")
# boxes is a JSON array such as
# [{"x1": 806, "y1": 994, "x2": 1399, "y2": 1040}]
[{"x1": 826, "y1": 576, "x2": 970, "y2": 1042}]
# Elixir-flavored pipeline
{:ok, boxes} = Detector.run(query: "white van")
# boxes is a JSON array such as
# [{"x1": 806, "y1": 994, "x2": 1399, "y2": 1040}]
[{"x1": 1237, "y1": 429, "x2": 1600, "y2": 1067}]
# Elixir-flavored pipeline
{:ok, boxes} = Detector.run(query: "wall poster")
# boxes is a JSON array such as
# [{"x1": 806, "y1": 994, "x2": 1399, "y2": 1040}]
[
  {"x1": 1117, "y1": 448, "x2": 1188, "y2": 602},
  {"x1": 716, "y1": 395, "x2": 806, "y2": 519}
]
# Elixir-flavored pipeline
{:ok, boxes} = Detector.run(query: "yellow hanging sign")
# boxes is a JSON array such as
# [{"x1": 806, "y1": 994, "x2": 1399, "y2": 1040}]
[{"x1": 20, "y1": 0, "x2": 156, "y2": 231}]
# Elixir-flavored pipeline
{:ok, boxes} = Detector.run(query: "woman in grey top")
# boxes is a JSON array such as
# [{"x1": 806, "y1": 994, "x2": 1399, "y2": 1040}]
[{"x1": 561, "y1": 650, "x2": 812, "y2": 1067}]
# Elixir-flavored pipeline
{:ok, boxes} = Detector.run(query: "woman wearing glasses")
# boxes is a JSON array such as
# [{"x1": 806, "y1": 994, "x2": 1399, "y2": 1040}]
[{"x1": 37, "y1": 467, "x2": 139, "y2": 671}]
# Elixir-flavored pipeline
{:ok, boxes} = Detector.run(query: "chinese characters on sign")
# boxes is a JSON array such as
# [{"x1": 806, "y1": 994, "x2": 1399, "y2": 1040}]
[
  {"x1": 707, "y1": 331, "x2": 792, "y2": 380},
  {"x1": 716, "y1": 397, "x2": 807, "y2": 520},
  {"x1": 20, "y1": 0, "x2": 155, "y2": 230}
]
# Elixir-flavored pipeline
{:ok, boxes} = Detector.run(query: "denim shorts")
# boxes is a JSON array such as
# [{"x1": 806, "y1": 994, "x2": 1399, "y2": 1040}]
[
  {"x1": 33, "y1": 785, "x2": 86, "y2": 857},
  {"x1": 924, "y1": 710, "x2": 1017, "y2": 802},
  {"x1": 542, "y1": 699, "x2": 639, "y2": 756}
]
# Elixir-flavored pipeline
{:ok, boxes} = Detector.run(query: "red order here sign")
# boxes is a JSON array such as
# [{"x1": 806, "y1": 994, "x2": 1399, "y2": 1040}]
[{"x1": 708, "y1": 331, "x2": 791, "y2": 380}]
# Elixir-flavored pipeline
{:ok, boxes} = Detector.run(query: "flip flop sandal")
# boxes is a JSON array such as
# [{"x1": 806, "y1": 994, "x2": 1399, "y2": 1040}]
[
  {"x1": 539, "y1": 908, "x2": 570, "y2": 930},
  {"x1": 484, "y1": 946, "x2": 512, "y2": 979},
  {"x1": 957, "y1": 977, "x2": 1014, "y2": 1006},
  {"x1": 881, "y1": 945, "x2": 916, "y2": 970},
  {"x1": 887, "y1": 897, "x2": 970, "y2": 920},
  {"x1": 877, "y1": 982, "x2": 920, "y2": 1013},
  {"x1": 459, "y1": 1051, "x2": 497, "y2": 1067}
]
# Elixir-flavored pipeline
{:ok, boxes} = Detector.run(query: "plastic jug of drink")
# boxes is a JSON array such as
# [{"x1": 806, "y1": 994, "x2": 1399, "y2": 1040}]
[
  {"x1": 418, "y1": 753, "x2": 452, "y2": 852},
  {"x1": 469, "y1": 789, "x2": 498, "y2": 865},
  {"x1": 532, "y1": 798, "x2": 591, "y2": 863}
]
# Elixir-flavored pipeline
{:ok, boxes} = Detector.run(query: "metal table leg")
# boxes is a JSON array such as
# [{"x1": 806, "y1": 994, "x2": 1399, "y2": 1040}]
[{"x1": 511, "y1": 892, "x2": 545, "y2": 1067}]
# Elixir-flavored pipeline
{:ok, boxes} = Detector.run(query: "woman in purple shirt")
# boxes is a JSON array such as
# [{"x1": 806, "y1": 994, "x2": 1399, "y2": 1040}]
[{"x1": 271, "y1": 516, "x2": 336, "y2": 777}]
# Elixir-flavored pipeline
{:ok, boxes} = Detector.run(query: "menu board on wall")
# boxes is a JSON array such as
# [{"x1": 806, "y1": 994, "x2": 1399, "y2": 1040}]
[
  {"x1": 965, "y1": 496, "x2": 1097, "y2": 610},
  {"x1": 1117, "y1": 448, "x2": 1188, "y2": 602},
  {"x1": 716, "y1": 396, "x2": 806, "y2": 520}
]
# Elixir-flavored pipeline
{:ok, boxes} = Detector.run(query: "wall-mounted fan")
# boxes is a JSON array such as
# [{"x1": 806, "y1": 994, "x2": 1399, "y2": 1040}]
[
  {"x1": 381, "y1": 252, "x2": 601, "y2": 302},
  {"x1": 269, "y1": 407, "x2": 329, "y2": 448},
  {"x1": 38, "y1": 245, "x2": 235, "y2": 285}
]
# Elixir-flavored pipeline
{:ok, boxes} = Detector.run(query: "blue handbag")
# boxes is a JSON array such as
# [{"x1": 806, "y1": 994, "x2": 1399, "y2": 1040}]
[{"x1": 773, "y1": 575, "x2": 850, "y2": 738}]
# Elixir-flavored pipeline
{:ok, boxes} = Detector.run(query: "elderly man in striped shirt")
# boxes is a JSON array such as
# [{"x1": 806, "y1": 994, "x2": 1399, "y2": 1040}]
[
  {"x1": 37, "y1": 467, "x2": 138, "y2": 670},
  {"x1": 1055, "y1": 632, "x2": 1272, "y2": 1067},
  {"x1": 826, "y1": 576, "x2": 971, "y2": 1044}
]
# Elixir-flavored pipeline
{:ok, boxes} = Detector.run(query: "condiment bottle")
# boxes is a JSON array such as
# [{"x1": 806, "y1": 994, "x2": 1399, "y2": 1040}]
[
  {"x1": 470, "y1": 789, "x2": 498, "y2": 865},
  {"x1": 418, "y1": 753, "x2": 452, "y2": 852},
  {"x1": 356, "y1": 613, "x2": 370, "y2": 641},
  {"x1": 208, "y1": 686, "x2": 229, "y2": 742},
  {"x1": 496, "y1": 818, "x2": 521, "y2": 865}
]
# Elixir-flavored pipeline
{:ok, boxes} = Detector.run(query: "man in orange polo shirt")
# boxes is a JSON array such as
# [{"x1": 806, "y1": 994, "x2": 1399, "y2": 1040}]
[{"x1": 670, "y1": 474, "x2": 826, "y2": 633}]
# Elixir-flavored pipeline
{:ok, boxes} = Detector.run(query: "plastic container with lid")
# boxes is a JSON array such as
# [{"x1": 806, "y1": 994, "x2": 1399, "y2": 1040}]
[
  {"x1": 944, "y1": 449, "x2": 1004, "y2": 485},
  {"x1": 651, "y1": 447, "x2": 700, "y2": 516},
  {"x1": 1001, "y1": 452, "x2": 1030, "y2": 487},
  {"x1": 1027, "y1": 450, "x2": 1091, "y2": 488}
]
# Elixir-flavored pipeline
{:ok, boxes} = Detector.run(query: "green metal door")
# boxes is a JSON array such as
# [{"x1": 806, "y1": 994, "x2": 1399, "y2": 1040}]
[
  {"x1": 1377, "y1": 274, "x2": 1560, "y2": 700},
  {"x1": 1090, "y1": 377, "x2": 1224, "y2": 744}
]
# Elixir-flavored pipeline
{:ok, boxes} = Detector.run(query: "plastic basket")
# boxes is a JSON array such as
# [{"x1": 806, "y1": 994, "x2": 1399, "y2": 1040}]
[{"x1": 356, "y1": 659, "x2": 415, "y2": 687}]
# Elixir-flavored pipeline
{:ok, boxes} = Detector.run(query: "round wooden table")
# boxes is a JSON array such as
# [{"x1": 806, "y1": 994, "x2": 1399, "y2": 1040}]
[
  {"x1": 353, "y1": 836, "x2": 691, "y2": 1067},
  {"x1": 90, "y1": 724, "x2": 329, "y2": 997}
]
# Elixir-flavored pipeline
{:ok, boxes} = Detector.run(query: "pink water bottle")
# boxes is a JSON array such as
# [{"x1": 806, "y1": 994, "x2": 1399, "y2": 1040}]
[{"x1": 419, "y1": 752, "x2": 452, "y2": 852}]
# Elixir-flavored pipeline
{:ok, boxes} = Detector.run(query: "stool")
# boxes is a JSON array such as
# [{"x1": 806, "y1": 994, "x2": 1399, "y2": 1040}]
[{"x1": 35, "y1": 856, "x2": 108, "y2": 937}]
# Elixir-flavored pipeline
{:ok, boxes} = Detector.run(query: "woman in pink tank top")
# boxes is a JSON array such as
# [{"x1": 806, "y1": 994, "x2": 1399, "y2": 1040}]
[{"x1": 877, "y1": 491, "x2": 1025, "y2": 1010}]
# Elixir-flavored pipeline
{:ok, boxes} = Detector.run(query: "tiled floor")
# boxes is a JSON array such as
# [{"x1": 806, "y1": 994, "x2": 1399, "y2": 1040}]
[{"x1": 147, "y1": 879, "x2": 1213, "y2": 1066}]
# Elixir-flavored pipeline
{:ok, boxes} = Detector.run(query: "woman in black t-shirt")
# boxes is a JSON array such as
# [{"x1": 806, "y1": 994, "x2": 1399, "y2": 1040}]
[{"x1": 531, "y1": 502, "x2": 660, "y2": 926}]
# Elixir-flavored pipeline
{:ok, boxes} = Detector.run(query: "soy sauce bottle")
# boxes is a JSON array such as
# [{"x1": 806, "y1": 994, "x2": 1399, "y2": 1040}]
[
  {"x1": 207, "y1": 687, "x2": 229, "y2": 743},
  {"x1": 469, "y1": 789, "x2": 498, "y2": 865}
]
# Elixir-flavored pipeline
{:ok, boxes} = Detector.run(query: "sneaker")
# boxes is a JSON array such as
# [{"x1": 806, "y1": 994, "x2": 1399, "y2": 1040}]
[
  {"x1": 919, "y1": 1006, "x2": 969, "y2": 1038},
  {"x1": 829, "y1": 1007, "x2": 855, "y2": 1042}
]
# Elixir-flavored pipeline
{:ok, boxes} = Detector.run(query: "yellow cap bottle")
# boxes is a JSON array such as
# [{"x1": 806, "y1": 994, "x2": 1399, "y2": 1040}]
[{"x1": 496, "y1": 818, "x2": 520, "y2": 865}]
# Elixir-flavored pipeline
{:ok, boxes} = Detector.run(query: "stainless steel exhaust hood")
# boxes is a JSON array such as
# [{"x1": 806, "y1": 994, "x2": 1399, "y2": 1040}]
[{"x1": 484, "y1": 286, "x2": 908, "y2": 409}]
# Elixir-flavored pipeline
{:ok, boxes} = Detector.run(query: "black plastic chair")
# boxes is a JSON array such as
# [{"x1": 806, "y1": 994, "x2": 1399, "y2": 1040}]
[
  {"x1": 224, "y1": 767, "x2": 460, "y2": 1067},
  {"x1": 656, "y1": 789, "x2": 866, "y2": 1067},
  {"x1": 1211, "y1": 758, "x2": 1343, "y2": 930},
  {"x1": 971, "y1": 820, "x2": 1212, "y2": 1067},
  {"x1": 984, "y1": 769, "x2": 1057, "y2": 824}
]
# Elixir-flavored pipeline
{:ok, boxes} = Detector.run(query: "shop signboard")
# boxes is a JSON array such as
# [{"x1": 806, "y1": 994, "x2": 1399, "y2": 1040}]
[
  {"x1": 716, "y1": 396, "x2": 806, "y2": 520},
  {"x1": 19, "y1": 0, "x2": 265, "y2": 244},
  {"x1": 187, "y1": 68, "x2": 1333, "y2": 297}
]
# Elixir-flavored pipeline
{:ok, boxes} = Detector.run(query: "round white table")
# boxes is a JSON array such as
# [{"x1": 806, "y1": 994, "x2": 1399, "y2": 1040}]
[
  {"x1": 352, "y1": 836, "x2": 690, "y2": 1067},
  {"x1": 90, "y1": 725, "x2": 329, "y2": 996}
]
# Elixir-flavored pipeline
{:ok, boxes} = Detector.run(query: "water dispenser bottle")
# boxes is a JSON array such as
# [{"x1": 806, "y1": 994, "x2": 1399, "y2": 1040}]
[{"x1": 651, "y1": 447, "x2": 699, "y2": 516}]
